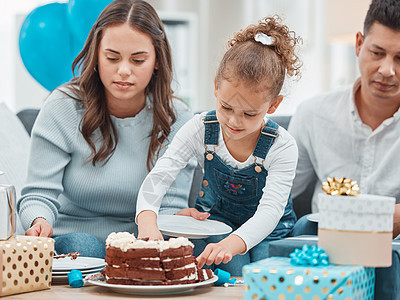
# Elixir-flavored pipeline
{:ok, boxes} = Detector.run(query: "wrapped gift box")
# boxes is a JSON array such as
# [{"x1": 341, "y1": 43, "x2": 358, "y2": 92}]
[
  {"x1": 0, "y1": 235, "x2": 54, "y2": 297},
  {"x1": 0, "y1": 185, "x2": 16, "y2": 240},
  {"x1": 243, "y1": 256, "x2": 375, "y2": 300},
  {"x1": 318, "y1": 193, "x2": 395, "y2": 267},
  {"x1": 269, "y1": 236, "x2": 400, "y2": 300}
]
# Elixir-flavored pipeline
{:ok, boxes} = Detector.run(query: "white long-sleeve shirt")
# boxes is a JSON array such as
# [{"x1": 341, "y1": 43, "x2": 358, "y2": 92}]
[
  {"x1": 289, "y1": 78, "x2": 400, "y2": 212},
  {"x1": 137, "y1": 112, "x2": 298, "y2": 251}
]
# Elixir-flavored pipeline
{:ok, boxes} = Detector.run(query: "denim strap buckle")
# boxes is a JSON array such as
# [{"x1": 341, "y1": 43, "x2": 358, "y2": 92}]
[
  {"x1": 202, "y1": 115, "x2": 218, "y2": 123},
  {"x1": 203, "y1": 120, "x2": 219, "y2": 124},
  {"x1": 261, "y1": 126, "x2": 279, "y2": 138}
]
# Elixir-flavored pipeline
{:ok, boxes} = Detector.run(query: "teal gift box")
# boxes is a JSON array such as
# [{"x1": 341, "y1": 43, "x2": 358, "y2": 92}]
[{"x1": 242, "y1": 257, "x2": 375, "y2": 300}]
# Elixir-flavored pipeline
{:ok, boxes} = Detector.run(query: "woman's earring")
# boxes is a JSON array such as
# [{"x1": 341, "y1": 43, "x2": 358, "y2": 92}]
[{"x1": 94, "y1": 65, "x2": 98, "y2": 72}]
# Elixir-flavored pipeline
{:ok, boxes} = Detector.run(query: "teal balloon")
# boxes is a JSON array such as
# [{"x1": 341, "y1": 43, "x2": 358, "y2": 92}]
[
  {"x1": 19, "y1": 3, "x2": 74, "y2": 91},
  {"x1": 68, "y1": 0, "x2": 114, "y2": 58}
]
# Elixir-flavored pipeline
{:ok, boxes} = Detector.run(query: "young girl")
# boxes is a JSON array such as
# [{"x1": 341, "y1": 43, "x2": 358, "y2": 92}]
[
  {"x1": 136, "y1": 16, "x2": 301, "y2": 274},
  {"x1": 17, "y1": 0, "x2": 194, "y2": 258}
]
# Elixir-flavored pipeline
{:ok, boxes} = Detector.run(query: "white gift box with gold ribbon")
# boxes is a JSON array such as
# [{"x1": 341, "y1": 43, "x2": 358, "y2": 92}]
[
  {"x1": 0, "y1": 185, "x2": 16, "y2": 241},
  {"x1": 318, "y1": 193, "x2": 395, "y2": 267}
]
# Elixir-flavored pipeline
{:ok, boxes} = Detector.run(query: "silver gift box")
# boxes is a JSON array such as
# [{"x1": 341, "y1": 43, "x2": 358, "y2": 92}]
[{"x1": 0, "y1": 185, "x2": 16, "y2": 240}]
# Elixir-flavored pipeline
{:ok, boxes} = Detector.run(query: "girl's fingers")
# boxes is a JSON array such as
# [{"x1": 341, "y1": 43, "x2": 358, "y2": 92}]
[
  {"x1": 176, "y1": 208, "x2": 210, "y2": 220},
  {"x1": 198, "y1": 243, "x2": 234, "y2": 267},
  {"x1": 222, "y1": 253, "x2": 233, "y2": 264},
  {"x1": 204, "y1": 245, "x2": 221, "y2": 266},
  {"x1": 196, "y1": 244, "x2": 214, "y2": 268},
  {"x1": 190, "y1": 209, "x2": 210, "y2": 220},
  {"x1": 214, "y1": 252, "x2": 225, "y2": 265}
]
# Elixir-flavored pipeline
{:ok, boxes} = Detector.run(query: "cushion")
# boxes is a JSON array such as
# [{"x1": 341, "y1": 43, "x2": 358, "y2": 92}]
[{"x1": 0, "y1": 103, "x2": 31, "y2": 234}]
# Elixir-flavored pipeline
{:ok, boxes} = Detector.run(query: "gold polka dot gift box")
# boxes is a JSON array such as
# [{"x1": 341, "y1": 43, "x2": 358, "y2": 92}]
[
  {"x1": 318, "y1": 177, "x2": 395, "y2": 267},
  {"x1": 242, "y1": 256, "x2": 375, "y2": 300},
  {"x1": 0, "y1": 235, "x2": 54, "y2": 297}
]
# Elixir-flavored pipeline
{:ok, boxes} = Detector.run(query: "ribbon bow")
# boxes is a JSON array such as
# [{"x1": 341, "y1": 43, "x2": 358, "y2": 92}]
[
  {"x1": 290, "y1": 245, "x2": 329, "y2": 266},
  {"x1": 254, "y1": 32, "x2": 274, "y2": 46},
  {"x1": 322, "y1": 177, "x2": 360, "y2": 196}
]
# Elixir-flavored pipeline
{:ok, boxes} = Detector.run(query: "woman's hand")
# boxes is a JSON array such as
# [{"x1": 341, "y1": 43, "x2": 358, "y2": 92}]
[
  {"x1": 137, "y1": 210, "x2": 164, "y2": 240},
  {"x1": 176, "y1": 208, "x2": 210, "y2": 220},
  {"x1": 196, "y1": 235, "x2": 246, "y2": 268},
  {"x1": 25, "y1": 217, "x2": 53, "y2": 237}
]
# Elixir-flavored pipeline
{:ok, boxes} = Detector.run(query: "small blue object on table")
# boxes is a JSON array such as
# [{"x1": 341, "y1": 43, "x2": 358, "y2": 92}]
[
  {"x1": 68, "y1": 270, "x2": 84, "y2": 288},
  {"x1": 268, "y1": 236, "x2": 400, "y2": 300}
]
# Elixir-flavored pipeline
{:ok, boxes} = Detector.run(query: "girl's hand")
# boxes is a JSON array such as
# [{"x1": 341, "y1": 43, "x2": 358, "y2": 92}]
[
  {"x1": 196, "y1": 242, "x2": 233, "y2": 268},
  {"x1": 138, "y1": 227, "x2": 164, "y2": 241},
  {"x1": 196, "y1": 235, "x2": 246, "y2": 268},
  {"x1": 25, "y1": 217, "x2": 53, "y2": 237},
  {"x1": 176, "y1": 208, "x2": 210, "y2": 220},
  {"x1": 137, "y1": 210, "x2": 164, "y2": 240}
]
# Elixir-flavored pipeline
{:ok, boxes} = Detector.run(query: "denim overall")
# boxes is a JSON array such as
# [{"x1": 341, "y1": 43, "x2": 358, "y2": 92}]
[{"x1": 193, "y1": 111, "x2": 296, "y2": 274}]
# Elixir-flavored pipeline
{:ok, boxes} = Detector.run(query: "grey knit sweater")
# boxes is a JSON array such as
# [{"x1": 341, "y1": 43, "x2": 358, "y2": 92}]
[{"x1": 17, "y1": 89, "x2": 195, "y2": 243}]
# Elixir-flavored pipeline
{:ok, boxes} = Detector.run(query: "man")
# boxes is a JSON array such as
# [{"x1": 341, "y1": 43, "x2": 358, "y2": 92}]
[{"x1": 290, "y1": 0, "x2": 400, "y2": 238}]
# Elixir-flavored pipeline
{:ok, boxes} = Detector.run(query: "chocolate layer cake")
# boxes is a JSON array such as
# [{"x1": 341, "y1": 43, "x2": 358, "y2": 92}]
[{"x1": 105, "y1": 232, "x2": 213, "y2": 285}]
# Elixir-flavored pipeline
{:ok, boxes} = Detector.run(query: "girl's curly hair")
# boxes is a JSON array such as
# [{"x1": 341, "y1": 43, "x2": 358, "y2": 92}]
[{"x1": 216, "y1": 15, "x2": 302, "y2": 99}]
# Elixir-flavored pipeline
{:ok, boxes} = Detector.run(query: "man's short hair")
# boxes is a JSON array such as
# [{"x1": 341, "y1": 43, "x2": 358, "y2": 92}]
[{"x1": 364, "y1": 0, "x2": 400, "y2": 35}]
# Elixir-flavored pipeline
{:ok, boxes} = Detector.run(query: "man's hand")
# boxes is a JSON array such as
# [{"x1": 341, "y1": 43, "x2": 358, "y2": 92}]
[
  {"x1": 25, "y1": 217, "x2": 53, "y2": 237},
  {"x1": 176, "y1": 208, "x2": 210, "y2": 220}
]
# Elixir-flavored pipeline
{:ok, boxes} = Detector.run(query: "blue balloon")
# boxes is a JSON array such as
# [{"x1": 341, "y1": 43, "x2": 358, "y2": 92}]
[
  {"x1": 19, "y1": 3, "x2": 74, "y2": 91},
  {"x1": 68, "y1": 0, "x2": 114, "y2": 58}
]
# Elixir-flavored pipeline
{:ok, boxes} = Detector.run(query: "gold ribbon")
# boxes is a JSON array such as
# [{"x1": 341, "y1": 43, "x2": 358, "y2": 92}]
[
  {"x1": 0, "y1": 185, "x2": 16, "y2": 240},
  {"x1": 319, "y1": 228, "x2": 392, "y2": 234},
  {"x1": 321, "y1": 177, "x2": 360, "y2": 196}
]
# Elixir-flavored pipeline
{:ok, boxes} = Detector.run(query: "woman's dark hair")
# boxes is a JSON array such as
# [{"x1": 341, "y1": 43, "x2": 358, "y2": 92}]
[{"x1": 66, "y1": 0, "x2": 175, "y2": 170}]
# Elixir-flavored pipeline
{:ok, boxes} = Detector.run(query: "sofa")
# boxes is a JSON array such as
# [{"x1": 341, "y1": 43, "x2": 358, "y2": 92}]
[{"x1": 16, "y1": 109, "x2": 314, "y2": 219}]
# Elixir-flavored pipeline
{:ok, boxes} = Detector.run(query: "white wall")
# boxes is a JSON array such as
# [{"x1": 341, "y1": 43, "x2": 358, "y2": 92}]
[
  {"x1": 2, "y1": 0, "x2": 370, "y2": 115},
  {"x1": 1, "y1": 0, "x2": 53, "y2": 112}
]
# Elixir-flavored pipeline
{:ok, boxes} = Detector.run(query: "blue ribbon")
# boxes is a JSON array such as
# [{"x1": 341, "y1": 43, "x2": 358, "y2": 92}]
[{"x1": 289, "y1": 245, "x2": 329, "y2": 266}]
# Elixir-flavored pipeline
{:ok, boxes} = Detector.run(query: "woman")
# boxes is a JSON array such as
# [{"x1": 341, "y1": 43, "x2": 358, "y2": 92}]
[{"x1": 17, "y1": 0, "x2": 194, "y2": 258}]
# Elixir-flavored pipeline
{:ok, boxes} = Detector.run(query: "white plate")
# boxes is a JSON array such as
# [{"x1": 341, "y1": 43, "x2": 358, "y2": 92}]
[
  {"x1": 51, "y1": 270, "x2": 102, "y2": 284},
  {"x1": 306, "y1": 213, "x2": 320, "y2": 223},
  {"x1": 52, "y1": 256, "x2": 106, "y2": 271},
  {"x1": 158, "y1": 215, "x2": 232, "y2": 239},
  {"x1": 52, "y1": 266, "x2": 105, "y2": 276},
  {"x1": 87, "y1": 275, "x2": 218, "y2": 295}
]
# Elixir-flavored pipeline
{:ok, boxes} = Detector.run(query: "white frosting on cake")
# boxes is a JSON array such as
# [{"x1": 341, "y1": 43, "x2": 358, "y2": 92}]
[
  {"x1": 105, "y1": 232, "x2": 194, "y2": 252},
  {"x1": 167, "y1": 236, "x2": 194, "y2": 248},
  {"x1": 158, "y1": 237, "x2": 194, "y2": 251},
  {"x1": 201, "y1": 269, "x2": 212, "y2": 280},
  {"x1": 176, "y1": 273, "x2": 197, "y2": 281},
  {"x1": 131, "y1": 239, "x2": 164, "y2": 249},
  {"x1": 106, "y1": 232, "x2": 137, "y2": 251},
  {"x1": 165, "y1": 262, "x2": 196, "y2": 271},
  {"x1": 163, "y1": 255, "x2": 192, "y2": 262}
]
